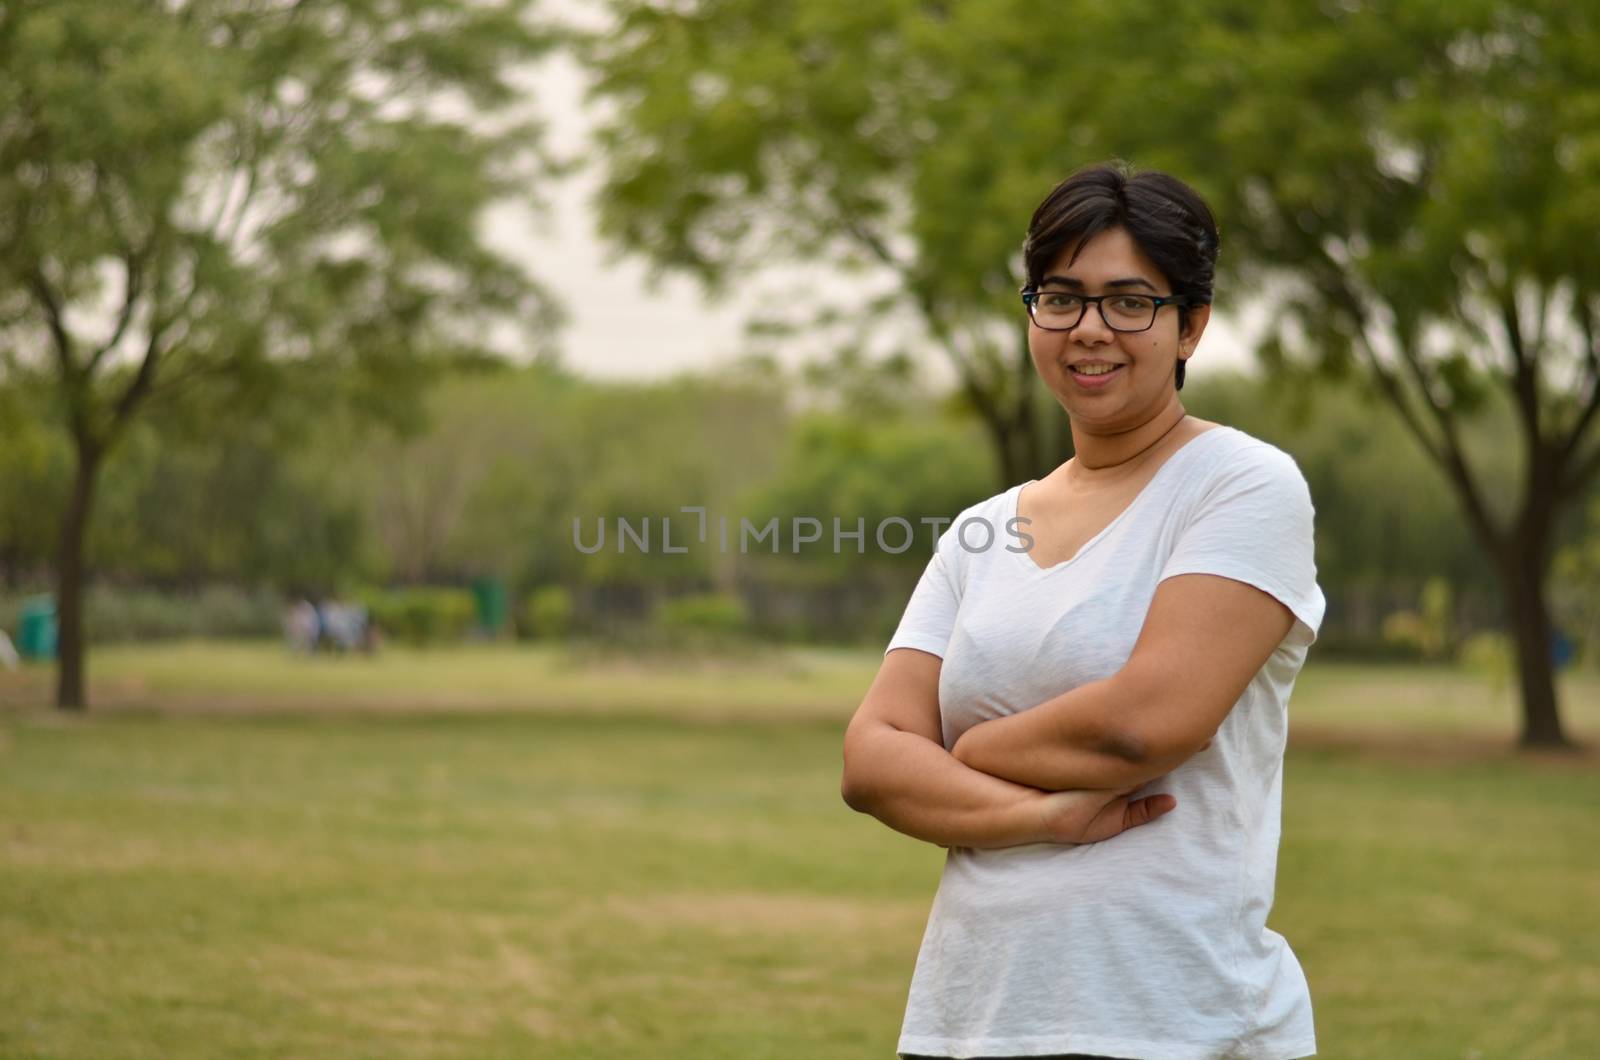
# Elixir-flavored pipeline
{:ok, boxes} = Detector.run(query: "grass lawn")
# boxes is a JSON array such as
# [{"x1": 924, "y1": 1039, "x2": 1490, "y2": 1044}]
[{"x1": 1, "y1": 643, "x2": 1597, "y2": 1058}]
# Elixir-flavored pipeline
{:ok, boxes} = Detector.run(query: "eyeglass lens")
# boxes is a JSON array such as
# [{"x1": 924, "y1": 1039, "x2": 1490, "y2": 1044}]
[{"x1": 1031, "y1": 293, "x2": 1158, "y2": 332}]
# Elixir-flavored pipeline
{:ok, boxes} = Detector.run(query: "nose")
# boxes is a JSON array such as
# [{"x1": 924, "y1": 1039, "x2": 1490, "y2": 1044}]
[{"x1": 1067, "y1": 301, "x2": 1116, "y2": 344}]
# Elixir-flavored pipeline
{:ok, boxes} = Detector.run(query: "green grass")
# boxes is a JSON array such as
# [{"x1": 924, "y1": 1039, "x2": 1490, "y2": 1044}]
[
  {"x1": 0, "y1": 640, "x2": 880, "y2": 720},
  {"x1": 1, "y1": 644, "x2": 1598, "y2": 1058}
]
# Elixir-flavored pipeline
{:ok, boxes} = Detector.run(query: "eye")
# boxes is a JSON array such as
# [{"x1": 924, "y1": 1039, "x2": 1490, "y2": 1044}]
[
  {"x1": 1040, "y1": 293, "x2": 1081, "y2": 308},
  {"x1": 1110, "y1": 295, "x2": 1153, "y2": 312}
]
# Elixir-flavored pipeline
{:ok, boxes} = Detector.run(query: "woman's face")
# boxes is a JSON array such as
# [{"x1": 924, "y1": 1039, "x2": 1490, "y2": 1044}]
[{"x1": 1027, "y1": 225, "x2": 1209, "y2": 429}]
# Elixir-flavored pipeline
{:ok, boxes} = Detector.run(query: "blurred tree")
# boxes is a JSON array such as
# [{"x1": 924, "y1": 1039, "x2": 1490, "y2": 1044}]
[
  {"x1": 741, "y1": 412, "x2": 992, "y2": 581},
  {"x1": 0, "y1": 380, "x2": 68, "y2": 588},
  {"x1": 583, "y1": 1, "x2": 1052, "y2": 484},
  {"x1": 1182, "y1": 368, "x2": 1505, "y2": 628},
  {"x1": 1049, "y1": 0, "x2": 1600, "y2": 749},
  {"x1": 585, "y1": 0, "x2": 1600, "y2": 747},
  {"x1": 0, "y1": 0, "x2": 559, "y2": 708},
  {"x1": 91, "y1": 403, "x2": 377, "y2": 595},
  {"x1": 341, "y1": 362, "x2": 789, "y2": 598},
  {"x1": 1553, "y1": 496, "x2": 1600, "y2": 670}
]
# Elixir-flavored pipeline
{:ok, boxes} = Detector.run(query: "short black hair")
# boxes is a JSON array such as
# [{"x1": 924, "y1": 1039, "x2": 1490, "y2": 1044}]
[{"x1": 1023, "y1": 162, "x2": 1219, "y2": 390}]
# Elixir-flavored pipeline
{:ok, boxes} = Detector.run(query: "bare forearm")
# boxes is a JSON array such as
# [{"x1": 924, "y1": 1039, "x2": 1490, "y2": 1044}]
[
  {"x1": 951, "y1": 676, "x2": 1184, "y2": 791},
  {"x1": 956, "y1": 733, "x2": 1170, "y2": 791},
  {"x1": 841, "y1": 723, "x2": 1051, "y2": 849}
]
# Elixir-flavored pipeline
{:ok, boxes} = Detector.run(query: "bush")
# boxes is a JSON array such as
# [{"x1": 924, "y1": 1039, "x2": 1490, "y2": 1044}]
[
  {"x1": 100, "y1": 584, "x2": 284, "y2": 642},
  {"x1": 1379, "y1": 610, "x2": 1431, "y2": 660},
  {"x1": 1378, "y1": 577, "x2": 1458, "y2": 662},
  {"x1": 522, "y1": 585, "x2": 575, "y2": 640},
  {"x1": 1459, "y1": 630, "x2": 1513, "y2": 694},
  {"x1": 363, "y1": 587, "x2": 476, "y2": 646},
  {"x1": 652, "y1": 592, "x2": 751, "y2": 648},
  {"x1": 1301, "y1": 630, "x2": 1425, "y2": 663},
  {"x1": 0, "y1": 585, "x2": 286, "y2": 644}
]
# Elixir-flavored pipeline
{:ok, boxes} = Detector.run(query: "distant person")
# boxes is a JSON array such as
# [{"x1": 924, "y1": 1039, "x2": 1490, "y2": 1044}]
[
  {"x1": 284, "y1": 598, "x2": 319, "y2": 655},
  {"x1": 843, "y1": 163, "x2": 1325, "y2": 1059},
  {"x1": 314, "y1": 599, "x2": 372, "y2": 654}
]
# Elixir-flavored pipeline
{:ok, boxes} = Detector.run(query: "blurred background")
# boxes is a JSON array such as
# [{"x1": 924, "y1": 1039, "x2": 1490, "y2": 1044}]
[{"x1": 1, "y1": 1, "x2": 1597, "y2": 1057}]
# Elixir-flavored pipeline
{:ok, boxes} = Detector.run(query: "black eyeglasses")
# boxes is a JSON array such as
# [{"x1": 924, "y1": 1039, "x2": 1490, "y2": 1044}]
[{"x1": 1020, "y1": 287, "x2": 1195, "y2": 333}]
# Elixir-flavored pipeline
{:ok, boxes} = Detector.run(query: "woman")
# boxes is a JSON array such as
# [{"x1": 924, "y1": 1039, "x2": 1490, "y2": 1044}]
[{"x1": 841, "y1": 162, "x2": 1324, "y2": 1060}]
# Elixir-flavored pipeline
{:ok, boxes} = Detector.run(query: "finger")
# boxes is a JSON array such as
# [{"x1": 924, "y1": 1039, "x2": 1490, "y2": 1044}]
[{"x1": 1123, "y1": 794, "x2": 1177, "y2": 829}]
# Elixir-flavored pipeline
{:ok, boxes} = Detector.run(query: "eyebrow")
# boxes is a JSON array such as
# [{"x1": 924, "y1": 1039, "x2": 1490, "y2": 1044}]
[{"x1": 1039, "y1": 274, "x2": 1159, "y2": 292}]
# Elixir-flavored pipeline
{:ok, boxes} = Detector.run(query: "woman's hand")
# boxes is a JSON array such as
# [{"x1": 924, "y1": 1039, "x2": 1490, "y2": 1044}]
[{"x1": 1033, "y1": 786, "x2": 1177, "y2": 845}]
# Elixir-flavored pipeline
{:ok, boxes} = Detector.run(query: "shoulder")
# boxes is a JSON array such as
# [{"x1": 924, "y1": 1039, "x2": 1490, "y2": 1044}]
[
  {"x1": 1194, "y1": 426, "x2": 1313, "y2": 495},
  {"x1": 1152, "y1": 426, "x2": 1318, "y2": 538}
]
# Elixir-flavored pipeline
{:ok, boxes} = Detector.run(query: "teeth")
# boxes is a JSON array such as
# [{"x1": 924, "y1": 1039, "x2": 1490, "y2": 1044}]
[{"x1": 1074, "y1": 363, "x2": 1121, "y2": 376}]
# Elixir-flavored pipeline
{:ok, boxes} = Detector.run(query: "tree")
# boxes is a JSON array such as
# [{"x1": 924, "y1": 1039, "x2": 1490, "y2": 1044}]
[
  {"x1": 584, "y1": 0, "x2": 1066, "y2": 486},
  {"x1": 584, "y1": 0, "x2": 1600, "y2": 747},
  {"x1": 1042, "y1": 0, "x2": 1600, "y2": 749},
  {"x1": 0, "y1": 0, "x2": 558, "y2": 708}
]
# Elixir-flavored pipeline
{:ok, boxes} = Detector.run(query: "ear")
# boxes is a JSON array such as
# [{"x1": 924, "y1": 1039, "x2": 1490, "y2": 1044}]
[{"x1": 1179, "y1": 303, "x2": 1211, "y2": 356}]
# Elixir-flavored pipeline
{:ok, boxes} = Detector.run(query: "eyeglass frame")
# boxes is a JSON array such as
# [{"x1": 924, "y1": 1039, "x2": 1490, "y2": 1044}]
[{"x1": 1019, "y1": 285, "x2": 1198, "y2": 334}]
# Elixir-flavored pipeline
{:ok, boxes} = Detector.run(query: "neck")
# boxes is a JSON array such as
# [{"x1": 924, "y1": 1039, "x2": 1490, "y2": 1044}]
[{"x1": 1068, "y1": 399, "x2": 1189, "y2": 474}]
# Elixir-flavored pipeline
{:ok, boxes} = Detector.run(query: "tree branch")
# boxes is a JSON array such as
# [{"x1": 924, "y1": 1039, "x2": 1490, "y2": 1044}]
[
  {"x1": 1499, "y1": 289, "x2": 1542, "y2": 447},
  {"x1": 1557, "y1": 290, "x2": 1600, "y2": 498},
  {"x1": 840, "y1": 213, "x2": 914, "y2": 280},
  {"x1": 839, "y1": 209, "x2": 1002, "y2": 431},
  {"x1": 105, "y1": 328, "x2": 164, "y2": 443},
  {"x1": 102, "y1": 243, "x2": 209, "y2": 444},
  {"x1": 1387, "y1": 319, "x2": 1502, "y2": 546},
  {"x1": 84, "y1": 249, "x2": 146, "y2": 378},
  {"x1": 1321, "y1": 260, "x2": 1503, "y2": 548},
  {"x1": 25, "y1": 267, "x2": 77, "y2": 382},
  {"x1": 1322, "y1": 276, "x2": 1440, "y2": 453}
]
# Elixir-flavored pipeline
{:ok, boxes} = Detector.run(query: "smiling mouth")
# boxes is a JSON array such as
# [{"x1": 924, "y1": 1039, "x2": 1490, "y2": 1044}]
[{"x1": 1069, "y1": 363, "x2": 1124, "y2": 377}]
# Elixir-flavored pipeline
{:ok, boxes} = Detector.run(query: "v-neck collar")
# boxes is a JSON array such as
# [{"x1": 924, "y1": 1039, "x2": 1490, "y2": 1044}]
[{"x1": 1010, "y1": 426, "x2": 1233, "y2": 574}]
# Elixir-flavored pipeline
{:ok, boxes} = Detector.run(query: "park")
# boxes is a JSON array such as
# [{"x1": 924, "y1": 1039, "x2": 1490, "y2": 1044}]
[{"x1": 3, "y1": 1, "x2": 1600, "y2": 1057}]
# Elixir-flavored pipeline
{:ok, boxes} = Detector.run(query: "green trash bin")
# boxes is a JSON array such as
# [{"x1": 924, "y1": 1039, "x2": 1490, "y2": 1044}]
[
  {"x1": 18, "y1": 596, "x2": 58, "y2": 661},
  {"x1": 470, "y1": 577, "x2": 508, "y2": 638}
]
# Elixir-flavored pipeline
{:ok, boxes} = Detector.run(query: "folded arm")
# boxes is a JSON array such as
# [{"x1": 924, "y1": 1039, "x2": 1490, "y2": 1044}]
[
  {"x1": 841, "y1": 647, "x2": 1173, "y2": 848},
  {"x1": 951, "y1": 573, "x2": 1297, "y2": 791}
]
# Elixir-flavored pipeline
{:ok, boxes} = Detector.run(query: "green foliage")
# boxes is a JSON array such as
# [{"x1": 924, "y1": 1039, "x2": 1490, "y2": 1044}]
[
  {"x1": 2, "y1": 0, "x2": 559, "y2": 432},
  {"x1": 740, "y1": 410, "x2": 994, "y2": 581},
  {"x1": 652, "y1": 591, "x2": 751, "y2": 647},
  {"x1": 2, "y1": 0, "x2": 560, "y2": 702},
  {"x1": 1378, "y1": 579, "x2": 1461, "y2": 663},
  {"x1": 1553, "y1": 496, "x2": 1600, "y2": 669},
  {"x1": 14, "y1": 359, "x2": 1587, "y2": 659},
  {"x1": 363, "y1": 586, "x2": 476, "y2": 647},
  {"x1": 0, "y1": 584, "x2": 281, "y2": 644},
  {"x1": 342, "y1": 362, "x2": 789, "y2": 591},
  {"x1": 584, "y1": 2, "x2": 1600, "y2": 741},
  {"x1": 587, "y1": 0, "x2": 1600, "y2": 490},
  {"x1": 522, "y1": 585, "x2": 576, "y2": 641},
  {"x1": 0, "y1": 382, "x2": 69, "y2": 572},
  {"x1": 1183, "y1": 370, "x2": 1504, "y2": 604},
  {"x1": 0, "y1": 369, "x2": 383, "y2": 592},
  {"x1": 83, "y1": 584, "x2": 283, "y2": 644},
  {"x1": 1460, "y1": 630, "x2": 1515, "y2": 695}
]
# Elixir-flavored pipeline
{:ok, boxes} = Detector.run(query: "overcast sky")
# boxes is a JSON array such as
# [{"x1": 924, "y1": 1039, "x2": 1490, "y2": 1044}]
[{"x1": 481, "y1": 7, "x2": 1260, "y2": 385}]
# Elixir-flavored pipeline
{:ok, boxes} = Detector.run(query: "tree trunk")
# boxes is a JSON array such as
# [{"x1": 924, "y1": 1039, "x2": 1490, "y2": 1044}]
[
  {"x1": 55, "y1": 441, "x2": 100, "y2": 711},
  {"x1": 1498, "y1": 535, "x2": 1571, "y2": 749}
]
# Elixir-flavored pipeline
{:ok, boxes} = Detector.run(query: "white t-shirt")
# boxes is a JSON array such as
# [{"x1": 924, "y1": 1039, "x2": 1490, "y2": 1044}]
[{"x1": 885, "y1": 425, "x2": 1324, "y2": 1060}]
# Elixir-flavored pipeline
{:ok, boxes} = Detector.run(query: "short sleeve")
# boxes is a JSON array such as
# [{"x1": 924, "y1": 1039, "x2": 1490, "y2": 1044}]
[
  {"x1": 1158, "y1": 445, "x2": 1326, "y2": 649},
  {"x1": 884, "y1": 532, "x2": 962, "y2": 659}
]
